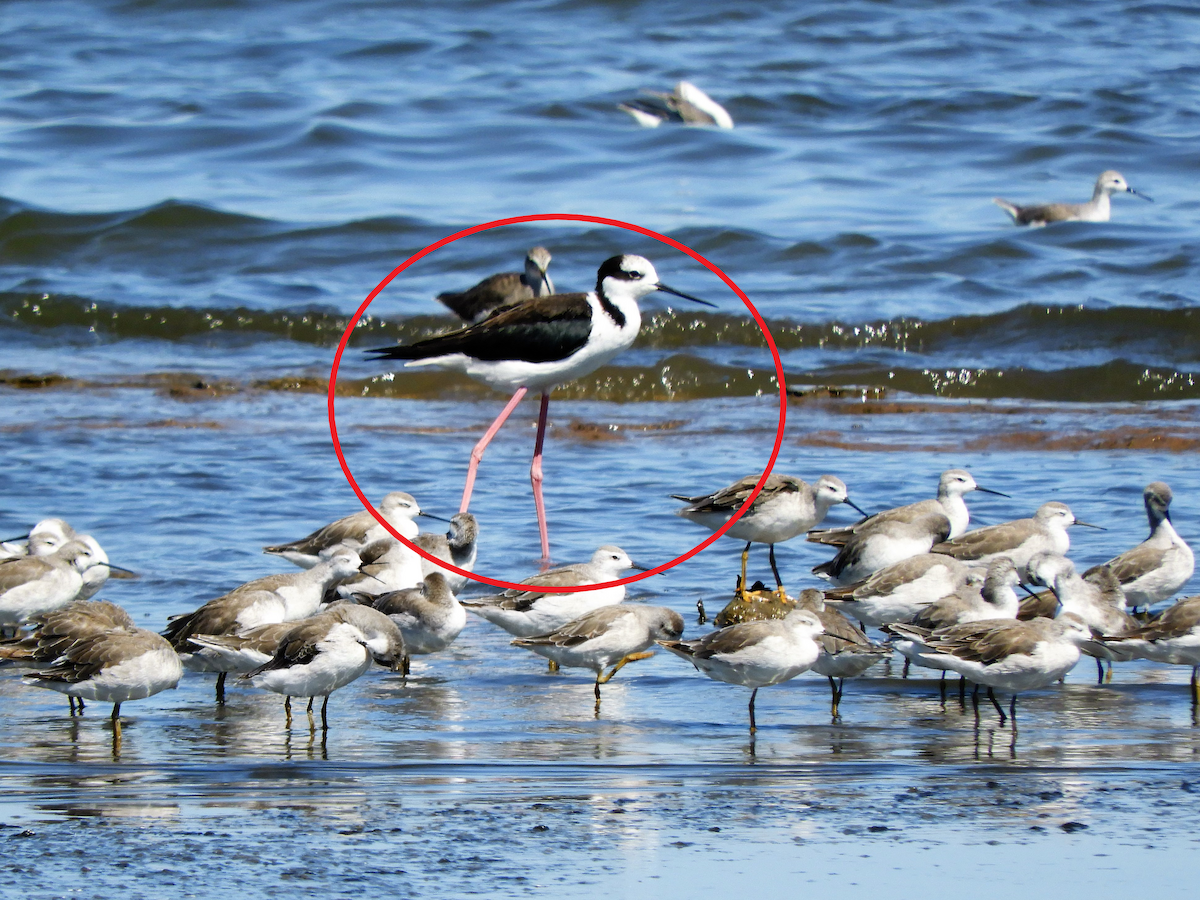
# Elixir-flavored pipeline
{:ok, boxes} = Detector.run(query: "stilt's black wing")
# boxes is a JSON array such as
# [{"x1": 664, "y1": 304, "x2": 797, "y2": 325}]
[{"x1": 368, "y1": 293, "x2": 594, "y2": 364}]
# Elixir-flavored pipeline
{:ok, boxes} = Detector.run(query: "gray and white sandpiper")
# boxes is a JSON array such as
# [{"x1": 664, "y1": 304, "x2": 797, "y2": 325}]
[
  {"x1": 414, "y1": 512, "x2": 479, "y2": 592},
  {"x1": 1084, "y1": 482, "x2": 1193, "y2": 608},
  {"x1": 658, "y1": 608, "x2": 825, "y2": 733},
  {"x1": 1024, "y1": 553, "x2": 1136, "y2": 682},
  {"x1": 886, "y1": 559, "x2": 1023, "y2": 680},
  {"x1": 994, "y1": 170, "x2": 1151, "y2": 226},
  {"x1": 24, "y1": 624, "x2": 182, "y2": 739},
  {"x1": 436, "y1": 247, "x2": 555, "y2": 323},
  {"x1": 0, "y1": 598, "x2": 136, "y2": 713},
  {"x1": 673, "y1": 473, "x2": 866, "y2": 595},
  {"x1": 368, "y1": 255, "x2": 715, "y2": 564},
  {"x1": 512, "y1": 605, "x2": 684, "y2": 705},
  {"x1": 1100, "y1": 594, "x2": 1200, "y2": 704},
  {"x1": 245, "y1": 604, "x2": 404, "y2": 730},
  {"x1": 333, "y1": 537, "x2": 424, "y2": 599},
  {"x1": 808, "y1": 469, "x2": 1006, "y2": 585},
  {"x1": 263, "y1": 492, "x2": 433, "y2": 569},
  {"x1": 162, "y1": 550, "x2": 363, "y2": 701},
  {"x1": 184, "y1": 622, "x2": 296, "y2": 678},
  {"x1": 619, "y1": 81, "x2": 734, "y2": 129},
  {"x1": 0, "y1": 538, "x2": 126, "y2": 630},
  {"x1": 820, "y1": 553, "x2": 977, "y2": 628},
  {"x1": 462, "y1": 545, "x2": 638, "y2": 638},
  {"x1": 795, "y1": 590, "x2": 891, "y2": 718},
  {"x1": 931, "y1": 501, "x2": 1102, "y2": 570},
  {"x1": 887, "y1": 613, "x2": 1092, "y2": 725},
  {"x1": 364, "y1": 572, "x2": 467, "y2": 672},
  {"x1": 0, "y1": 518, "x2": 76, "y2": 560}
]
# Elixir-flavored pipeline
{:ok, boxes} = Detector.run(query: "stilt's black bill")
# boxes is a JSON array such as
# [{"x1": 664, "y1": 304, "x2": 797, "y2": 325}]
[{"x1": 655, "y1": 283, "x2": 717, "y2": 308}]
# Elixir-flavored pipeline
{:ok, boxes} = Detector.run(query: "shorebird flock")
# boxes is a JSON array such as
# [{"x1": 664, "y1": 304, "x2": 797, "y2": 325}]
[
  {"x1": 0, "y1": 162, "x2": 1173, "y2": 746},
  {"x1": 1, "y1": 470, "x2": 1194, "y2": 744}
]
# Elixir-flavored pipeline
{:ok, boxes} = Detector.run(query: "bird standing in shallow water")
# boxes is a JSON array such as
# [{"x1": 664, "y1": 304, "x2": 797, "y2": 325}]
[
  {"x1": 462, "y1": 545, "x2": 639, "y2": 638},
  {"x1": 436, "y1": 247, "x2": 555, "y2": 323},
  {"x1": 659, "y1": 608, "x2": 825, "y2": 734},
  {"x1": 993, "y1": 170, "x2": 1151, "y2": 226},
  {"x1": 369, "y1": 255, "x2": 715, "y2": 564},
  {"x1": 1085, "y1": 482, "x2": 1193, "y2": 609},
  {"x1": 512, "y1": 605, "x2": 684, "y2": 707},
  {"x1": 673, "y1": 473, "x2": 866, "y2": 597}
]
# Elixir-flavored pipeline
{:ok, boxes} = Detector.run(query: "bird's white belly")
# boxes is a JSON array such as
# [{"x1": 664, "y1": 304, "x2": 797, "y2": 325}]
[
  {"x1": 69, "y1": 648, "x2": 183, "y2": 702},
  {"x1": 254, "y1": 641, "x2": 372, "y2": 697}
]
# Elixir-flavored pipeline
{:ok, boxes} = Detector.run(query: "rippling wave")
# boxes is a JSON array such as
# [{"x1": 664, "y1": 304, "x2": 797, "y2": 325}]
[{"x1": 6, "y1": 290, "x2": 1198, "y2": 354}]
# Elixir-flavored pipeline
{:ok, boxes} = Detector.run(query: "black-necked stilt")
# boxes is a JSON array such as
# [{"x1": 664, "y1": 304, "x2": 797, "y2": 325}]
[
  {"x1": 619, "y1": 81, "x2": 734, "y2": 130},
  {"x1": 437, "y1": 246, "x2": 555, "y2": 322},
  {"x1": 461, "y1": 545, "x2": 639, "y2": 637},
  {"x1": 808, "y1": 469, "x2": 1008, "y2": 585},
  {"x1": 673, "y1": 473, "x2": 867, "y2": 595},
  {"x1": 369, "y1": 254, "x2": 715, "y2": 563},
  {"x1": 994, "y1": 170, "x2": 1151, "y2": 225}
]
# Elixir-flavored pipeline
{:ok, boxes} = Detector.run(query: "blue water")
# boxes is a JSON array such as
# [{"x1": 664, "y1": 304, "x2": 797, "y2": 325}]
[{"x1": 2, "y1": 1, "x2": 1200, "y2": 896}]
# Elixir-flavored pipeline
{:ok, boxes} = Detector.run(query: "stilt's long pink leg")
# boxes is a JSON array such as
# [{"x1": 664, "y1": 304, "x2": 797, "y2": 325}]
[
  {"x1": 531, "y1": 390, "x2": 552, "y2": 566},
  {"x1": 460, "y1": 387, "x2": 527, "y2": 513}
]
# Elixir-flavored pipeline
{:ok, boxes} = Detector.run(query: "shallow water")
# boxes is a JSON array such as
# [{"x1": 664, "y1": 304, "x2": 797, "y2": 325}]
[{"x1": 2, "y1": 0, "x2": 1200, "y2": 894}]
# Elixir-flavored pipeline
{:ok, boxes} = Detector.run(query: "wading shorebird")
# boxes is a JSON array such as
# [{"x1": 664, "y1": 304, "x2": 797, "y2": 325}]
[
  {"x1": 436, "y1": 246, "x2": 555, "y2": 323},
  {"x1": 808, "y1": 470, "x2": 1008, "y2": 585},
  {"x1": 369, "y1": 255, "x2": 715, "y2": 564},
  {"x1": 659, "y1": 608, "x2": 825, "y2": 734},
  {"x1": 24, "y1": 624, "x2": 182, "y2": 741},
  {"x1": 619, "y1": 81, "x2": 734, "y2": 129},
  {"x1": 462, "y1": 545, "x2": 640, "y2": 638},
  {"x1": 931, "y1": 501, "x2": 1103, "y2": 571},
  {"x1": 512, "y1": 605, "x2": 684, "y2": 707},
  {"x1": 993, "y1": 170, "x2": 1151, "y2": 226},
  {"x1": 887, "y1": 613, "x2": 1092, "y2": 726},
  {"x1": 673, "y1": 473, "x2": 866, "y2": 597},
  {"x1": 1085, "y1": 482, "x2": 1193, "y2": 609},
  {"x1": 263, "y1": 492, "x2": 438, "y2": 569}
]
